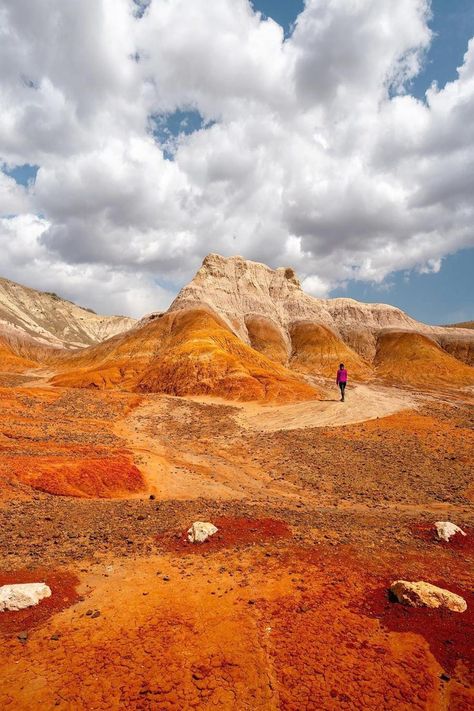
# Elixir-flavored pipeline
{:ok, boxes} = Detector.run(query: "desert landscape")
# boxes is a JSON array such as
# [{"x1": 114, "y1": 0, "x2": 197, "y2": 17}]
[{"x1": 0, "y1": 253, "x2": 473, "y2": 710}]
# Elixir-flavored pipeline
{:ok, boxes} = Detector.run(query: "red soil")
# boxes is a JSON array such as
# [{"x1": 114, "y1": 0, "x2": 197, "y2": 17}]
[
  {"x1": 160, "y1": 516, "x2": 292, "y2": 553},
  {"x1": 0, "y1": 569, "x2": 80, "y2": 636},
  {"x1": 9, "y1": 454, "x2": 144, "y2": 498},
  {"x1": 0, "y1": 538, "x2": 473, "y2": 709},
  {"x1": 0, "y1": 387, "x2": 145, "y2": 498},
  {"x1": 411, "y1": 524, "x2": 474, "y2": 553},
  {"x1": 356, "y1": 582, "x2": 474, "y2": 680}
]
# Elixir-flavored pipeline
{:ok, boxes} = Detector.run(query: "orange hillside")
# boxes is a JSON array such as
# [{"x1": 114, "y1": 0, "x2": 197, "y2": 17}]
[
  {"x1": 51, "y1": 308, "x2": 319, "y2": 403},
  {"x1": 375, "y1": 331, "x2": 474, "y2": 388},
  {"x1": 245, "y1": 315, "x2": 289, "y2": 364},
  {"x1": 289, "y1": 322, "x2": 373, "y2": 380},
  {"x1": 0, "y1": 336, "x2": 39, "y2": 373}
]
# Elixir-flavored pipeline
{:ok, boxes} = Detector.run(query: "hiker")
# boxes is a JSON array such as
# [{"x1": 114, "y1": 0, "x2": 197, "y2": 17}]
[{"x1": 336, "y1": 363, "x2": 348, "y2": 402}]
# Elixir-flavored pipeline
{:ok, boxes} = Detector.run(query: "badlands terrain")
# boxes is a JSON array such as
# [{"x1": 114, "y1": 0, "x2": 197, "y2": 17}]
[{"x1": 0, "y1": 254, "x2": 473, "y2": 710}]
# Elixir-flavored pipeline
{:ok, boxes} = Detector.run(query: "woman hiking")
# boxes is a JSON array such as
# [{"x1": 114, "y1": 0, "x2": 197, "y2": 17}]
[{"x1": 336, "y1": 363, "x2": 348, "y2": 402}]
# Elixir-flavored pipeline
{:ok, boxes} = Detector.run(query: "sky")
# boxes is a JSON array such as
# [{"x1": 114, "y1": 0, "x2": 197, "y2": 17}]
[{"x1": 0, "y1": 0, "x2": 473, "y2": 324}]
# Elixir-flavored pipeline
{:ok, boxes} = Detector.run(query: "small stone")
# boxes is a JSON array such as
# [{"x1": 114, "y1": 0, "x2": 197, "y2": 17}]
[
  {"x1": 17, "y1": 631, "x2": 28, "y2": 642},
  {"x1": 85, "y1": 609, "x2": 93, "y2": 616},
  {"x1": 149, "y1": 495, "x2": 156, "y2": 500},
  {"x1": 440, "y1": 673, "x2": 451, "y2": 682},
  {"x1": 187, "y1": 521, "x2": 218, "y2": 543},
  {"x1": 90, "y1": 611, "x2": 101, "y2": 619},
  {"x1": 434, "y1": 521, "x2": 466, "y2": 542},
  {"x1": 50, "y1": 633, "x2": 61, "y2": 641},
  {"x1": 0, "y1": 583, "x2": 52, "y2": 612},
  {"x1": 390, "y1": 580, "x2": 467, "y2": 613},
  {"x1": 162, "y1": 576, "x2": 170, "y2": 582}
]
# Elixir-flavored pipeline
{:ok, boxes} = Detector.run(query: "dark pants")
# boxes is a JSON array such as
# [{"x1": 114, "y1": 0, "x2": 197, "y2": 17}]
[{"x1": 339, "y1": 382, "x2": 346, "y2": 400}]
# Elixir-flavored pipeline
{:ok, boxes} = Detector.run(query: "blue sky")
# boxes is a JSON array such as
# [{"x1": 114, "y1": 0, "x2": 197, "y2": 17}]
[
  {"x1": 1, "y1": 0, "x2": 473, "y2": 321},
  {"x1": 4, "y1": 163, "x2": 38, "y2": 187},
  {"x1": 252, "y1": 0, "x2": 305, "y2": 37}
]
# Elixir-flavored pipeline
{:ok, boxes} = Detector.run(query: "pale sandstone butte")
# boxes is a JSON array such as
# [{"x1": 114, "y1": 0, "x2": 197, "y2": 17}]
[
  {"x1": 0, "y1": 276, "x2": 135, "y2": 349},
  {"x1": 2, "y1": 255, "x2": 473, "y2": 390},
  {"x1": 168, "y1": 253, "x2": 474, "y2": 377}
]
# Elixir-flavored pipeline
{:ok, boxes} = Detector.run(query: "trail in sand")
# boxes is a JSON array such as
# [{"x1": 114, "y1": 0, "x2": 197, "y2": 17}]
[
  {"x1": 114, "y1": 383, "x2": 417, "y2": 504},
  {"x1": 114, "y1": 395, "x2": 315, "y2": 504},
  {"x1": 236, "y1": 383, "x2": 416, "y2": 431}
]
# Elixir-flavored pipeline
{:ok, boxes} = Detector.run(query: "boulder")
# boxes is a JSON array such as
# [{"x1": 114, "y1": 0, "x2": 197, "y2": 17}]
[
  {"x1": 434, "y1": 521, "x2": 466, "y2": 542},
  {"x1": 390, "y1": 580, "x2": 467, "y2": 613},
  {"x1": 187, "y1": 521, "x2": 218, "y2": 543},
  {"x1": 0, "y1": 583, "x2": 52, "y2": 612}
]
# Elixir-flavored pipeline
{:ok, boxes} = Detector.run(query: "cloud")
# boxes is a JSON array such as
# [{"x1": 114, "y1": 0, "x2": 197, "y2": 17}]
[
  {"x1": 0, "y1": 0, "x2": 473, "y2": 316},
  {"x1": 0, "y1": 214, "x2": 174, "y2": 316},
  {"x1": 0, "y1": 169, "x2": 31, "y2": 214}
]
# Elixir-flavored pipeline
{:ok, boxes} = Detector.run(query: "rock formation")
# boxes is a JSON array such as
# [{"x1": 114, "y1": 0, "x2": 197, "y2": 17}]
[
  {"x1": 434, "y1": 521, "x2": 467, "y2": 542},
  {"x1": 169, "y1": 253, "x2": 474, "y2": 378},
  {"x1": 2, "y1": 254, "x2": 473, "y2": 393},
  {"x1": 187, "y1": 522, "x2": 218, "y2": 543}
]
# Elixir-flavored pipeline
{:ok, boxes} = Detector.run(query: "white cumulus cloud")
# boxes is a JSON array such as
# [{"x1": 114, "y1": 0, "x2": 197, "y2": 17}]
[{"x1": 0, "y1": 0, "x2": 473, "y2": 316}]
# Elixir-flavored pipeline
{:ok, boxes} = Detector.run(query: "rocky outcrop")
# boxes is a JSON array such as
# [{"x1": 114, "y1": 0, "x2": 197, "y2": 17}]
[
  {"x1": 0, "y1": 583, "x2": 52, "y2": 611},
  {"x1": 0, "y1": 276, "x2": 135, "y2": 349},
  {"x1": 390, "y1": 580, "x2": 467, "y2": 613}
]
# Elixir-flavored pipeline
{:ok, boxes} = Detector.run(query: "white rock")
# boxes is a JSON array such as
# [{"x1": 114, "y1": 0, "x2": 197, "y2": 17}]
[
  {"x1": 434, "y1": 521, "x2": 466, "y2": 542},
  {"x1": 0, "y1": 583, "x2": 52, "y2": 612},
  {"x1": 390, "y1": 580, "x2": 467, "y2": 613},
  {"x1": 187, "y1": 521, "x2": 218, "y2": 543}
]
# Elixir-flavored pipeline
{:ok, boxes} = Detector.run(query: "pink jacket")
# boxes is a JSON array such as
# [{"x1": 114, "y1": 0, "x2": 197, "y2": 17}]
[{"x1": 336, "y1": 368, "x2": 348, "y2": 384}]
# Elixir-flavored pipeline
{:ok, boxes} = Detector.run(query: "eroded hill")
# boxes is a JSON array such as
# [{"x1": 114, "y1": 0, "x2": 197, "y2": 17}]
[{"x1": 0, "y1": 276, "x2": 135, "y2": 348}]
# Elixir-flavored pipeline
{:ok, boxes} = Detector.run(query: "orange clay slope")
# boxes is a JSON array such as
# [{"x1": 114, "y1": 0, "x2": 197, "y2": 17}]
[
  {"x1": 289, "y1": 321, "x2": 373, "y2": 380},
  {"x1": 0, "y1": 338, "x2": 38, "y2": 373},
  {"x1": 245, "y1": 315, "x2": 289, "y2": 364},
  {"x1": 375, "y1": 330, "x2": 474, "y2": 388},
  {"x1": 50, "y1": 307, "x2": 320, "y2": 403},
  {"x1": 0, "y1": 328, "x2": 66, "y2": 373}
]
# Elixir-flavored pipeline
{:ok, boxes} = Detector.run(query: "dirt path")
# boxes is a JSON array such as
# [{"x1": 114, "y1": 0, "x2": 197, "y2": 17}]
[
  {"x1": 114, "y1": 397, "x2": 315, "y2": 504},
  {"x1": 113, "y1": 384, "x2": 417, "y2": 504},
  {"x1": 235, "y1": 383, "x2": 416, "y2": 431}
]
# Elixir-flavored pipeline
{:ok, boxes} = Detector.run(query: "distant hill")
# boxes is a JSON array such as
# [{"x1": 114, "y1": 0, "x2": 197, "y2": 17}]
[
  {"x1": 0, "y1": 276, "x2": 135, "y2": 349},
  {"x1": 1, "y1": 256, "x2": 473, "y2": 395},
  {"x1": 443, "y1": 320, "x2": 474, "y2": 330}
]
